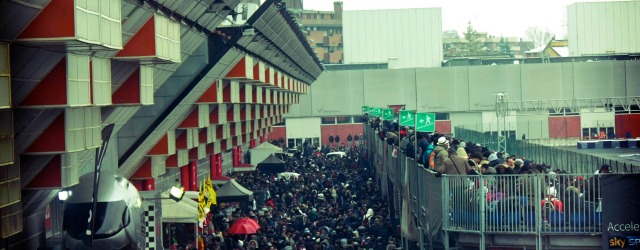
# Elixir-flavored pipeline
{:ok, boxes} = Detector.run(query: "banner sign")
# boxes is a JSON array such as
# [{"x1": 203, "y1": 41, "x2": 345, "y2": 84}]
[
  {"x1": 602, "y1": 174, "x2": 640, "y2": 249},
  {"x1": 399, "y1": 110, "x2": 415, "y2": 127},
  {"x1": 416, "y1": 113, "x2": 436, "y2": 132},
  {"x1": 383, "y1": 109, "x2": 395, "y2": 120},
  {"x1": 372, "y1": 107, "x2": 382, "y2": 117}
]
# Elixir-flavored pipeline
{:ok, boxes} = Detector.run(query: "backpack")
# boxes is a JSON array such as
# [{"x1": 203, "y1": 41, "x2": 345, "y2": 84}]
[{"x1": 428, "y1": 150, "x2": 437, "y2": 169}]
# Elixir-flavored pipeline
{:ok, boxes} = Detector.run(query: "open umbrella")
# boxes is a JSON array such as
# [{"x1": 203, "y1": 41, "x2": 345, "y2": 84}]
[
  {"x1": 234, "y1": 217, "x2": 260, "y2": 229},
  {"x1": 227, "y1": 217, "x2": 260, "y2": 235}
]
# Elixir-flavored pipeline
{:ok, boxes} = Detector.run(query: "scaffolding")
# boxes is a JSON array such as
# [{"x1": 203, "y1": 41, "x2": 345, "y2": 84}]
[{"x1": 495, "y1": 92, "x2": 507, "y2": 154}]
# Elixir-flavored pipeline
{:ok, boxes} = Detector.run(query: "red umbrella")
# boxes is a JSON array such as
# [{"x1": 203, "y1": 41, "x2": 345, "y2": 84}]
[
  {"x1": 227, "y1": 217, "x2": 260, "y2": 235},
  {"x1": 234, "y1": 217, "x2": 260, "y2": 229}
]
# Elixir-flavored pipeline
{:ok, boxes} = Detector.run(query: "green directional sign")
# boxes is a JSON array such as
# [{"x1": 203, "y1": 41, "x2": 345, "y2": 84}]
[
  {"x1": 416, "y1": 113, "x2": 436, "y2": 132},
  {"x1": 399, "y1": 110, "x2": 415, "y2": 126},
  {"x1": 382, "y1": 108, "x2": 394, "y2": 120},
  {"x1": 362, "y1": 106, "x2": 369, "y2": 114},
  {"x1": 372, "y1": 107, "x2": 382, "y2": 117}
]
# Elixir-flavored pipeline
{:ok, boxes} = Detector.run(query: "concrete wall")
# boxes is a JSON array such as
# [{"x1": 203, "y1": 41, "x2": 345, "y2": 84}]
[
  {"x1": 288, "y1": 61, "x2": 640, "y2": 139},
  {"x1": 291, "y1": 61, "x2": 639, "y2": 117},
  {"x1": 343, "y1": 8, "x2": 442, "y2": 68},
  {"x1": 568, "y1": 1, "x2": 640, "y2": 56}
]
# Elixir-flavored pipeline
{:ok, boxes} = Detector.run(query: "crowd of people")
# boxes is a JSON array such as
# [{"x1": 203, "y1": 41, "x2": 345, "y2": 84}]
[
  {"x1": 199, "y1": 144, "x2": 400, "y2": 250},
  {"x1": 369, "y1": 115, "x2": 607, "y2": 227}
]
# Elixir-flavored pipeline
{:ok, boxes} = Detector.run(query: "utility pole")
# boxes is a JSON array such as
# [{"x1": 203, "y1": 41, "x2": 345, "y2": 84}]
[{"x1": 496, "y1": 92, "x2": 507, "y2": 154}]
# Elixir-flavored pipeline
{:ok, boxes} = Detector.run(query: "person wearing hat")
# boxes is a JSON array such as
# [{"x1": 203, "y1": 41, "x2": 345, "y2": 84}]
[
  {"x1": 457, "y1": 141, "x2": 468, "y2": 159},
  {"x1": 431, "y1": 137, "x2": 449, "y2": 170}
]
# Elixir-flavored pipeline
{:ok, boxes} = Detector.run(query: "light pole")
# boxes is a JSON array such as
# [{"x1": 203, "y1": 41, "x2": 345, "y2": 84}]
[{"x1": 496, "y1": 92, "x2": 507, "y2": 154}]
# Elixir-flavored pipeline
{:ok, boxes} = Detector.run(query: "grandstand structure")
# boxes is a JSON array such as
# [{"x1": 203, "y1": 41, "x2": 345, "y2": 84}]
[{"x1": 0, "y1": 0, "x2": 322, "y2": 248}]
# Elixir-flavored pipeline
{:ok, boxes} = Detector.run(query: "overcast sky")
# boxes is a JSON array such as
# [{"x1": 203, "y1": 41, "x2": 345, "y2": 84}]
[{"x1": 299, "y1": 0, "x2": 623, "y2": 39}]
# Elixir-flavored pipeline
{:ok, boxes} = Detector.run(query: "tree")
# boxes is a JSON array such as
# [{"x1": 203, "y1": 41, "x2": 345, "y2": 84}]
[
  {"x1": 525, "y1": 26, "x2": 554, "y2": 47},
  {"x1": 464, "y1": 20, "x2": 483, "y2": 56},
  {"x1": 498, "y1": 37, "x2": 514, "y2": 58}
]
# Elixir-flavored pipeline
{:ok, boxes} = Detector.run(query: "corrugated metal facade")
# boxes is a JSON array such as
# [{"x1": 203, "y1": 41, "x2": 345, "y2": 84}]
[
  {"x1": 343, "y1": 8, "x2": 442, "y2": 69},
  {"x1": 568, "y1": 1, "x2": 640, "y2": 56}
]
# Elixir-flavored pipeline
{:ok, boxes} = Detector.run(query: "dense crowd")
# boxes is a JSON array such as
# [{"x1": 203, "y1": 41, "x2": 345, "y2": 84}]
[
  {"x1": 200, "y1": 144, "x2": 399, "y2": 250},
  {"x1": 369, "y1": 115, "x2": 608, "y2": 227}
]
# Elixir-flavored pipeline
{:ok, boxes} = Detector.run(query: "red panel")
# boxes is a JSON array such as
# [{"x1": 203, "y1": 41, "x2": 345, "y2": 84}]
[
  {"x1": 320, "y1": 124, "x2": 365, "y2": 148},
  {"x1": 253, "y1": 64, "x2": 260, "y2": 82},
  {"x1": 189, "y1": 148, "x2": 198, "y2": 160},
  {"x1": 273, "y1": 71, "x2": 279, "y2": 87},
  {"x1": 115, "y1": 17, "x2": 156, "y2": 58},
  {"x1": 230, "y1": 123, "x2": 237, "y2": 136},
  {"x1": 616, "y1": 114, "x2": 640, "y2": 138},
  {"x1": 196, "y1": 81, "x2": 218, "y2": 103},
  {"x1": 250, "y1": 139, "x2": 257, "y2": 148},
  {"x1": 435, "y1": 120, "x2": 452, "y2": 135},
  {"x1": 25, "y1": 113, "x2": 65, "y2": 153},
  {"x1": 166, "y1": 154, "x2": 177, "y2": 167},
  {"x1": 18, "y1": 0, "x2": 75, "y2": 39},
  {"x1": 252, "y1": 88, "x2": 258, "y2": 104},
  {"x1": 225, "y1": 57, "x2": 247, "y2": 78},
  {"x1": 240, "y1": 106, "x2": 247, "y2": 121},
  {"x1": 199, "y1": 129, "x2": 208, "y2": 143},
  {"x1": 181, "y1": 166, "x2": 190, "y2": 191},
  {"x1": 25, "y1": 155, "x2": 62, "y2": 189},
  {"x1": 131, "y1": 159, "x2": 152, "y2": 179},
  {"x1": 223, "y1": 82, "x2": 231, "y2": 103},
  {"x1": 251, "y1": 107, "x2": 256, "y2": 120},
  {"x1": 265, "y1": 68, "x2": 271, "y2": 84},
  {"x1": 267, "y1": 126, "x2": 286, "y2": 142},
  {"x1": 176, "y1": 132, "x2": 188, "y2": 149},
  {"x1": 548, "y1": 116, "x2": 581, "y2": 138},
  {"x1": 178, "y1": 108, "x2": 199, "y2": 128},
  {"x1": 210, "y1": 107, "x2": 220, "y2": 124},
  {"x1": 216, "y1": 125, "x2": 224, "y2": 139},
  {"x1": 21, "y1": 59, "x2": 67, "y2": 106},
  {"x1": 130, "y1": 180, "x2": 144, "y2": 191},
  {"x1": 148, "y1": 134, "x2": 170, "y2": 155},
  {"x1": 144, "y1": 179, "x2": 155, "y2": 191},
  {"x1": 189, "y1": 161, "x2": 197, "y2": 191},
  {"x1": 227, "y1": 106, "x2": 235, "y2": 122},
  {"x1": 239, "y1": 85, "x2": 246, "y2": 103},
  {"x1": 112, "y1": 68, "x2": 141, "y2": 104},
  {"x1": 221, "y1": 139, "x2": 228, "y2": 151}
]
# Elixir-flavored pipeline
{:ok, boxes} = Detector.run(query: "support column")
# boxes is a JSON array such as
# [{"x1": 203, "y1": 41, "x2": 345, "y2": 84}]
[
  {"x1": 189, "y1": 161, "x2": 198, "y2": 191},
  {"x1": 181, "y1": 166, "x2": 190, "y2": 191},
  {"x1": 210, "y1": 154, "x2": 219, "y2": 179}
]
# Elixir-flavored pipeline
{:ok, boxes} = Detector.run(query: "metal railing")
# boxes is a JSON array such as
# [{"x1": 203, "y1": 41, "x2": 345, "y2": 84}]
[
  {"x1": 455, "y1": 127, "x2": 638, "y2": 174},
  {"x1": 363, "y1": 125, "x2": 605, "y2": 249}
]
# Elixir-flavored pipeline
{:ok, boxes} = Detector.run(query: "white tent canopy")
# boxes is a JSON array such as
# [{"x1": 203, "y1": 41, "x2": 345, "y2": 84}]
[
  {"x1": 250, "y1": 142, "x2": 283, "y2": 164},
  {"x1": 160, "y1": 191, "x2": 198, "y2": 223}
]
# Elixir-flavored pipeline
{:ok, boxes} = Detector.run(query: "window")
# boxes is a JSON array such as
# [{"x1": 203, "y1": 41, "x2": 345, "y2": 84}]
[
  {"x1": 322, "y1": 117, "x2": 335, "y2": 124},
  {"x1": 435, "y1": 113, "x2": 450, "y2": 120},
  {"x1": 336, "y1": 116, "x2": 351, "y2": 124}
]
